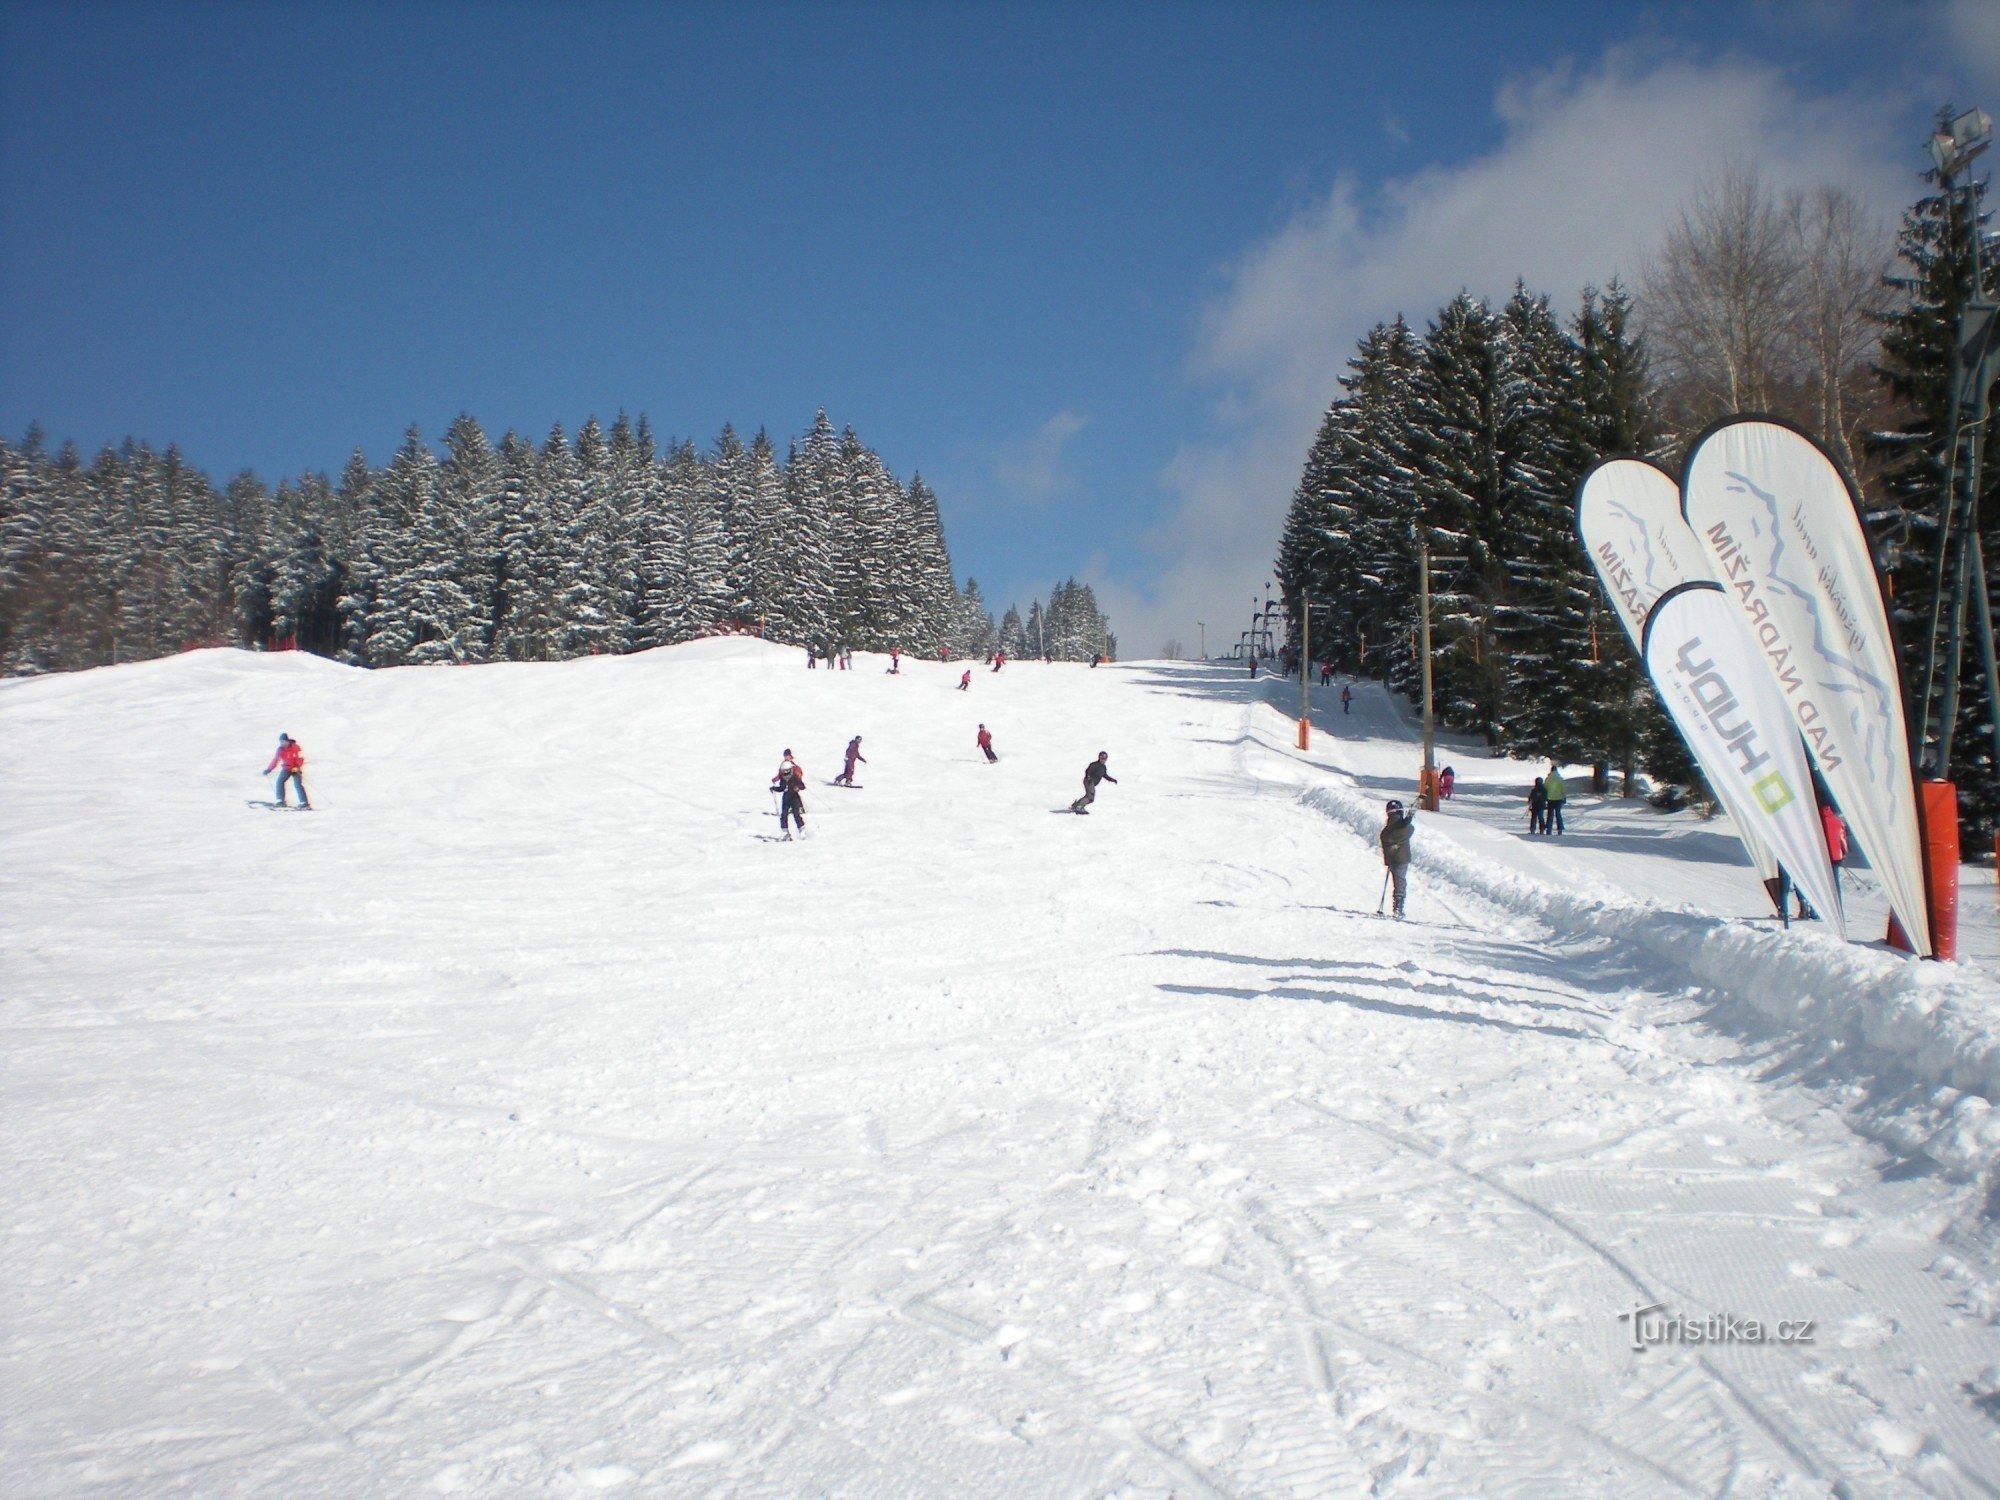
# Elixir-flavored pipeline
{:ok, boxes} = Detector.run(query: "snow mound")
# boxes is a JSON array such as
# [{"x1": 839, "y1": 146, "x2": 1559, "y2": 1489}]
[{"x1": 1299, "y1": 773, "x2": 2000, "y2": 1181}]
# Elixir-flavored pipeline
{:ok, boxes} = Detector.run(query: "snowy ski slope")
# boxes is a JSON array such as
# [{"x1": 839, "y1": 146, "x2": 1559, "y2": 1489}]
[{"x1": 4, "y1": 640, "x2": 1999, "y2": 1496}]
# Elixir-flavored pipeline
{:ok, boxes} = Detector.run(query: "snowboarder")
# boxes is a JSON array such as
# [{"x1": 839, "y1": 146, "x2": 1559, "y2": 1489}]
[
  {"x1": 977, "y1": 724, "x2": 997, "y2": 763},
  {"x1": 1528, "y1": 776, "x2": 1548, "y2": 835},
  {"x1": 1542, "y1": 763, "x2": 1567, "y2": 834},
  {"x1": 262, "y1": 732, "x2": 310, "y2": 809},
  {"x1": 771, "y1": 753, "x2": 807, "y2": 839},
  {"x1": 957, "y1": 670, "x2": 972, "y2": 691},
  {"x1": 1438, "y1": 766, "x2": 1455, "y2": 801},
  {"x1": 1070, "y1": 751, "x2": 1117, "y2": 814},
  {"x1": 1380, "y1": 798, "x2": 1415, "y2": 918},
  {"x1": 835, "y1": 736, "x2": 865, "y2": 786},
  {"x1": 1340, "y1": 684, "x2": 1352, "y2": 714}
]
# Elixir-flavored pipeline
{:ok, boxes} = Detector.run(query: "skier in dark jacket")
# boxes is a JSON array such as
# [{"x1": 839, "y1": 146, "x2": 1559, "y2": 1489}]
[
  {"x1": 262, "y1": 733, "x2": 310, "y2": 809},
  {"x1": 1528, "y1": 776, "x2": 1548, "y2": 834},
  {"x1": 1341, "y1": 684, "x2": 1352, "y2": 714},
  {"x1": 771, "y1": 753, "x2": 807, "y2": 839},
  {"x1": 835, "y1": 736, "x2": 865, "y2": 786},
  {"x1": 1070, "y1": 752, "x2": 1117, "y2": 814},
  {"x1": 1380, "y1": 798, "x2": 1415, "y2": 918}
]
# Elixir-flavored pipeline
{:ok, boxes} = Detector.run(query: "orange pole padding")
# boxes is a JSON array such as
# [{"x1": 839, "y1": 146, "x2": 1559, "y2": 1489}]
[
  {"x1": 1890, "y1": 780, "x2": 1960, "y2": 961},
  {"x1": 1417, "y1": 766, "x2": 1440, "y2": 812},
  {"x1": 1297, "y1": 719, "x2": 1311, "y2": 751}
]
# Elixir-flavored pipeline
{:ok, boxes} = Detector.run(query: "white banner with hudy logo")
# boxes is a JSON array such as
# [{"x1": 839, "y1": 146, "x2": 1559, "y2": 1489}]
[
  {"x1": 1682, "y1": 419, "x2": 1930, "y2": 956},
  {"x1": 1643, "y1": 583, "x2": 1842, "y2": 933},
  {"x1": 1576, "y1": 459, "x2": 1781, "y2": 889}
]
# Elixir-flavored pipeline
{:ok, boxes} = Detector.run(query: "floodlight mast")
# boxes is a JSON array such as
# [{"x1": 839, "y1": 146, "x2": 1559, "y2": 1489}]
[{"x1": 1915, "y1": 106, "x2": 2000, "y2": 791}]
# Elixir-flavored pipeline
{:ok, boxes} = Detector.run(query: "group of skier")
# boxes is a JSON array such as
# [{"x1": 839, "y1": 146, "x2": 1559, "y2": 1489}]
[{"x1": 1527, "y1": 765, "x2": 1567, "y2": 834}]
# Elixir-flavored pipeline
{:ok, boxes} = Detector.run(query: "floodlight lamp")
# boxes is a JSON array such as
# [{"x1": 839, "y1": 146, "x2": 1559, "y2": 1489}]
[{"x1": 1932, "y1": 108, "x2": 1993, "y2": 176}]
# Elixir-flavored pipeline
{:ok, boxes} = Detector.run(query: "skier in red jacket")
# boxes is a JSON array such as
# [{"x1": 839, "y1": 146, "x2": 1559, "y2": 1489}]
[
  {"x1": 262, "y1": 733, "x2": 310, "y2": 809},
  {"x1": 977, "y1": 724, "x2": 996, "y2": 763},
  {"x1": 1821, "y1": 801, "x2": 1848, "y2": 902}
]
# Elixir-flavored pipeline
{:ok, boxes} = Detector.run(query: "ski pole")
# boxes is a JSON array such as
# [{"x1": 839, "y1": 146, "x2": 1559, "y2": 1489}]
[{"x1": 1376, "y1": 870, "x2": 1390, "y2": 916}]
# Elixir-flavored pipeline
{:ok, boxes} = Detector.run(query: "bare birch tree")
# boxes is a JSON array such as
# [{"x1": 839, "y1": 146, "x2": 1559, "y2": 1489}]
[
  {"x1": 1786, "y1": 185, "x2": 1892, "y2": 475},
  {"x1": 1642, "y1": 166, "x2": 1893, "y2": 466},
  {"x1": 1643, "y1": 165, "x2": 1800, "y2": 421}
]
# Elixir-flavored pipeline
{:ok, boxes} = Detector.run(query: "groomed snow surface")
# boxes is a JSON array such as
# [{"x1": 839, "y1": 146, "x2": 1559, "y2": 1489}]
[{"x1": 5, "y1": 640, "x2": 1999, "y2": 1497}]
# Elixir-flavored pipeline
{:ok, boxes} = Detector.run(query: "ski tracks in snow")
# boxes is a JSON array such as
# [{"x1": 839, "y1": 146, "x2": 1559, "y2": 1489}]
[{"x1": 7, "y1": 649, "x2": 2000, "y2": 1495}]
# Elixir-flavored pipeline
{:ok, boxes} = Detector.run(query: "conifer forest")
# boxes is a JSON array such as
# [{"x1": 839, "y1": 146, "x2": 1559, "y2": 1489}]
[
  {"x1": 1276, "y1": 163, "x2": 2000, "y2": 842},
  {"x1": 0, "y1": 408, "x2": 1116, "y2": 676}
]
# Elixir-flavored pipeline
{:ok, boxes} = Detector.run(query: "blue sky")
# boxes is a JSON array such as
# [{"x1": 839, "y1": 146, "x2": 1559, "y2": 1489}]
[{"x1": 3, "y1": 1, "x2": 1997, "y2": 654}]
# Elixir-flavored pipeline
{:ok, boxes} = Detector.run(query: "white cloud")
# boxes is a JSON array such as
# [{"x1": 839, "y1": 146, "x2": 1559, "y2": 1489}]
[
  {"x1": 992, "y1": 408, "x2": 1087, "y2": 508},
  {"x1": 1944, "y1": 0, "x2": 2000, "y2": 89},
  {"x1": 1111, "y1": 49, "x2": 1913, "y2": 659}
]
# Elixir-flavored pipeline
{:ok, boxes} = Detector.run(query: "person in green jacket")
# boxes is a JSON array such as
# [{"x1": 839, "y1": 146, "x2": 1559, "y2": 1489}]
[
  {"x1": 1543, "y1": 763, "x2": 1567, "y2": 835},
  {"x1": 1380, "y1": 799, "x2": 1415, "y2": 918}
]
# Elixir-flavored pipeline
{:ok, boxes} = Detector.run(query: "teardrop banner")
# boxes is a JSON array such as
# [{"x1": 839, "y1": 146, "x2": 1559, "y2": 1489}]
[
  {"x1": 1575, "y1": 458, "x2": 1779, "y2": 888},
  {"x1": 1681, "y1": 418, "x2": 1930, "y2": 957},
  {"x1": 1642, "y1": 583, "x2": 1844, "y2": 934}
]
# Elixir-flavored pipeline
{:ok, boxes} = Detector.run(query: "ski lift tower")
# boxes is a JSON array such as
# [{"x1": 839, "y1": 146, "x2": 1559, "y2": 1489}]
[{"x1": 1918, "y1": 107, "x2": 2000, "y2": 881}]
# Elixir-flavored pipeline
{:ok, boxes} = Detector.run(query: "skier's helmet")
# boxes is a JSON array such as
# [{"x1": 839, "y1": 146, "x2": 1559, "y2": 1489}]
[{"x1": 1385, "y1": 799, "x2": 1403, "y2": 813}]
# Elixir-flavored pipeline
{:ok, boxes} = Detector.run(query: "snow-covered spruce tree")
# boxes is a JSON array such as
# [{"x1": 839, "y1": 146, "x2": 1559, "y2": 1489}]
[
  {"x1": 1867, "y1": 145, "x2": 2000, "y2": 842},
  {"x1": 265, "y1": 468, "x2": 350, "y2": 657},
  {"x1": 955, "y1": 577, "x2": 996, "y2": 658},
  {"x1": 679, "y1": 434, "x2": 736, "y2": 638},
  {"x1": 707, "y1": 423, "x2": 757, "y2": 629},
  {"x1": 1572, "y1": 284, "x2": 1676, "y2": 793},
  {"x1": 1043, "y1": 578, "x2": 1113, "y2": 660},
  {"x1": 332, "y1": 449, "x2": 382, "y2": 666},
  {"x1": 1402, "y1": 294, "x2": 1516, "y2": 741},
  {"x1": 904, "y1": 473, "x2": 959, "y2": 652},
  {"x1": 776, "y1": 414, "x2": 840, "y2": 650},
  {"x1": 1276, "y1": 317, "x2": 1423, "y2": 683},
  {"x1": 431, "y1": 413, "x2": 503, "y2": 662},
  {"x1": 1487, "y1": 286, "x2": 1600, "y2": 768},
  {"x1": 997, "y1": 604, "x2": 1025, "y2": 657},
  {"x1": 740, "y1": 428, "x2": 788, "y2": 635},
  {"x1": 488, "y1": 431, "x2": 557, "y2": 660},
  {"x1": 1025, "y1": 599, "x2": 1049, "y2": 658}
]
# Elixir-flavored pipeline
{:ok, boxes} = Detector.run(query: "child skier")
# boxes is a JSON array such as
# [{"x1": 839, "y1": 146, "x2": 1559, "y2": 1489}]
[
  {"x1": 1380, "y1": 799, "x2": 1415, "y2": 918},
  {"x1": 977, "y1": 724, "x2": 996, "y2": 763},
  {"x1": 771, "y1": 752, "x2": 807, "y2": 840},
  {"x1": 1341, "y1": 684, "x2": 1352, "y2": 714},
  {"x1": 262, "y1": 733, "x2": 310, "y2": 809},
  {"x1": 958, "y1": 670, "x2": 972, "y2": 691},
  {"x1": 1069, "y1": 751, "x2": 1117, "y2": 814}
]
